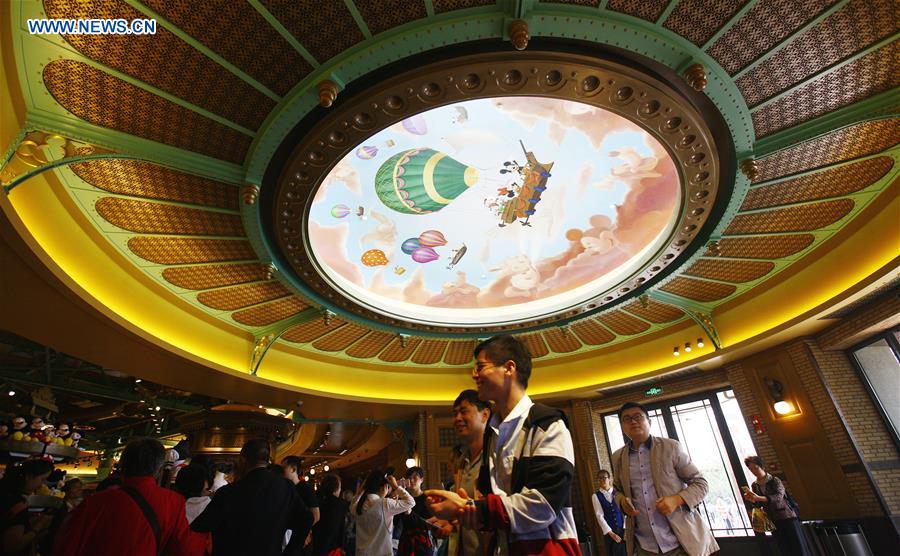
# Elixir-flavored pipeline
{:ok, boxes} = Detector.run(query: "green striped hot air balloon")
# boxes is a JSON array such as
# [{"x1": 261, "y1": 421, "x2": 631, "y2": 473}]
[{"x1": 374, "y1": 148, "x2": 479, "y2": 215}]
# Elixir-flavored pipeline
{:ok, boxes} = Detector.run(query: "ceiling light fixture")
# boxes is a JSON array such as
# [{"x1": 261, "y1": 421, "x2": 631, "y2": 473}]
[
  {"x1": 697, "y1": 338, "x2": 705, "y2": 348},
  {"x1": 684, "y1": 342, "x2": 692, "y2": 353},
  {"x1": 7, "y1": 390, "x2": 14, "y2": 396},
  {"x1": 673, "y1": 346, "x2": 679, "y2": 357},
  {"x1": 135, "y1": 379, "x2": 142, "y2": 383}
]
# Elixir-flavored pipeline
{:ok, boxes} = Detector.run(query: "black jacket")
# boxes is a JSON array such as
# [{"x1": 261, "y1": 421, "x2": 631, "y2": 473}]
[{"x1": 192, "y1": 467, "x2": 312, "y2": 556}]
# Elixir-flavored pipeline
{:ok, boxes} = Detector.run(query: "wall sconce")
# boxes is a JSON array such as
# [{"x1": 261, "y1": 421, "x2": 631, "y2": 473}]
[{"x1": 764, "y1": 377, "x2": 796, "y2": 415}]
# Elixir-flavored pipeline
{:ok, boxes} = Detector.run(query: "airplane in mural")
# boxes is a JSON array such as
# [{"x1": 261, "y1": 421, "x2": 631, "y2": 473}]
[{"x1": 498, "y1": 141, "x2": 554, "y2": 228}]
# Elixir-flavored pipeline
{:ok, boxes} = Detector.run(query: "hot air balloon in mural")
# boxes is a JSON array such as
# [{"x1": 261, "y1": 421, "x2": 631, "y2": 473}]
[
  {"x1": 375, "y1": 148, "x2": 480, "y2": 215},
  {"x1": 418, "y1": 229, "x2": 447, "y2": 247},
  {"x1": 356, "y1": 145, "x2": 378, "y2": 159},
  {"x1": 401, "y1": 115, "x2": 427, "y2": 135},
  {"x1": 360, "y1": 249, "x2": 388, "y2": 267},
  {"x1": 331, "y1": 204, "x2": 350, "y2": 218},
  {"x1": 411, "y1": 246, "x2": 439, "y2": 263},
  {"x1": 400, "y1": 237, "x2": 421, "y2": 255}
]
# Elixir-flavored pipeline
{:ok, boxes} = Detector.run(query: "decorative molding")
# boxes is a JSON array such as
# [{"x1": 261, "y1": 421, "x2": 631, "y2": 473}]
[{"x1": 1, "y1": 131, "x2": 115, "y2": 192}]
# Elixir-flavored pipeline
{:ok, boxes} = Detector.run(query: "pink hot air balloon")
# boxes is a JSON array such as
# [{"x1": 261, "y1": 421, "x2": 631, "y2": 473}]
[
  {"x1": 418, "y1": 229, "x2": 447, "y2": 247},
  {"x1": 401, "y1": 114, "x2": 428, "y2": 135},
  {"x1": 411, "y1": 246, "x2": 439, "y2": 263}
]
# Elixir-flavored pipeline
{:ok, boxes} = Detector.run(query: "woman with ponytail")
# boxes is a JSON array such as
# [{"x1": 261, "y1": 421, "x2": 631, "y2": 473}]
[{"x1": 353, "y1": 468, "x2": 414, "y2": 555}]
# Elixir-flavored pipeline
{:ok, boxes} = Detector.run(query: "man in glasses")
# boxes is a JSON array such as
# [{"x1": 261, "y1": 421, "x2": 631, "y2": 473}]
[
  {"x1": 426, "y1": 335, "x2": 581, "y2": 555},
  {"x1": 612, "y1": 402, "x2": 718, "y2": 556}
]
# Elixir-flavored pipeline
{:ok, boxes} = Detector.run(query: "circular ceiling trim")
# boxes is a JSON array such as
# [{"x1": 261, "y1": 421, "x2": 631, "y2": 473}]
[{"x1": 270, "y1": 51, "x2": 725, "y2": 335}]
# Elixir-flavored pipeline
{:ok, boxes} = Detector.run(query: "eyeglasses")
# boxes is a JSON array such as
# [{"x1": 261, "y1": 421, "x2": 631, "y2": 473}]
[{"x1": 620, "y1": 413, "x2": 646, "y2": 424}]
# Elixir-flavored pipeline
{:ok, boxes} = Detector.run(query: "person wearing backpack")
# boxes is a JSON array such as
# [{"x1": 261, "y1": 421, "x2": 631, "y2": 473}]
[
  {"x1": 425, "y1": 335, "x2": 582, "y2": 556},
  {"x1": 55, "y1": 438, "x2": 193, "y2": 556},
  {"x1": 742, "y1": 456, "x2": 810, "y2": 556}
]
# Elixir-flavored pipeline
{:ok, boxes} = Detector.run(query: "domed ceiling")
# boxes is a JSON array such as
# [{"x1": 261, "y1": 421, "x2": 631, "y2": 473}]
[{"x1": 1, "y1": 0, "x2": 897, "y2": 403}]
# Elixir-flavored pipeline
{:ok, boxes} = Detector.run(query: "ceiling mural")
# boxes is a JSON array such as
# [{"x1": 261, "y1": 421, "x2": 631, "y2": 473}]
[
  {"x1": 308, "y1": 98, "x2": 680, "y2": 327},
  {"x1": 0, "y1": 0, "x2": 897, "y2": 402}
]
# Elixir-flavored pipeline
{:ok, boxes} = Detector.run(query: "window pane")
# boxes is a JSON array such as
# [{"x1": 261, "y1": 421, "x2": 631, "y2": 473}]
[
  {"x1": 853, "y1": 339, "x2": 900, "y2": 439},
  {"x1": 669, "y1": 398, "x2": 754, "y2": 537},
  {"x1": 718, "y1": 390, "x2": 758, "y2": 487}
]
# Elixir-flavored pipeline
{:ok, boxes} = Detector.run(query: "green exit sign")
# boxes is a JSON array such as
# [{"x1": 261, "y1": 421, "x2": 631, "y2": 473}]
[{"x1": 645, "y1": 386, "x2": 664, "y2": 397}]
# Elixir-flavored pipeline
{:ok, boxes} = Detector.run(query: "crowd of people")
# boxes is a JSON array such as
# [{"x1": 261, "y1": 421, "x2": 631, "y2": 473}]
[{"x1": 0, "y1": 335, "x2": 807, "y2": 555}]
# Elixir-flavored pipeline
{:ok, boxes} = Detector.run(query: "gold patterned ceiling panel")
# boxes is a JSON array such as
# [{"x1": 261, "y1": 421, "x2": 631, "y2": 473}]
[
  {"x1": 725, "y1": 198, "x2": 855, "y2": 235},
  {"x1": 661, "y1": 277, "x2": 737, "y2": 302},
  {"x1": 736, "y1": 0, "x2": 898, "y2": 106},
  {"x1": 742, "y1": 156, "x2": 893, "y2": 211},
  {"x1": 622, "y1": 299, "x2": 685, "y2": 323},
  {"x1": 663, "y1": 0, "x2": 747, "y2": 47},
  {"x1": 345, "y1": 330, "x2": 395, "y2": 359},
  {"x1": 127, "y1": 237, "x2": 257, "y2": 265},
  {"x1": 311, "y1": 324, "x2": 369, "y2": 352},
  {"x1": 95, "y1": 198, "x2": 244, "y2": 236},
  {"x1": 597, "y1": 311, "x2": 652, "y2": 336},
  {"x1": 542, "y1": 328, "x2": 582, "y2": 354},
  {"x1": 138, "y1": 0, "x2": 310, "y2": 97},
  {"x1": 282, "y1": 318, "x2": 348, "y2": 344},
  {"x1": 42, "y1": 60, "x2": 251, "y2": 164},
  {"x1": 162, "y1": 263, "x2": 271, "y2": 290},
  {"x1": 70, "y1": 160, "x2": 239, "y2": 211},
  {"x1": 571, "y1": 320, "x2": 616, "y2": 346},
  {"x1": 378, "y1": 337, "x2": 423, "y2": 363},
  {"x1": 443, "y1": 340, "x2": 477, "y2": 366},
  {"x1": 433, "y1": 0, "x2": 496, "y2": 14},
  {"x1": 231, "y1": 296, "x2": 310, "y2": 327},
  {"x1": 411, "y1": 340, "x2": 450, "y2": 365},
  {"x1": 42, "y1": 0, "x2": 274, "y2": 130},
  {"x1": 704, "y1": 235, "x2": 815, "y2": 259},
  {"x1": 196, "y1": 282, "x2": 291, "y2": 311},
  {"x1": 707, "y1": 0, "x2": 838, "y2": 75},
  {"x1": 754, "y1": 119, "x2": 900, "y2": 182},
  {"x1": 355, "y1": 0, "x2": 427, "y2": 36},
  {"x1": 607, "y1": 0, "x2": 670, "y2": 22},
  {"x1": 683, "y1": 259, "x2": 775, "y2": 283},
  {"x1": 518, "y1": 333, "x2": 549, "y2": 359},
  {"x1": 259, "y1": 0, "x2": 365, "y2": 64},
  {"x1": 752, "y1": 43, "x2": 899, "y2": 138}
]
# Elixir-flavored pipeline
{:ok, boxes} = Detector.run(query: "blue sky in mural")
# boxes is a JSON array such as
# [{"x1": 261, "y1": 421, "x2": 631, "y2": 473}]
[{"x1": 308, "y1": 96, "x2": 679, "y2": 325}]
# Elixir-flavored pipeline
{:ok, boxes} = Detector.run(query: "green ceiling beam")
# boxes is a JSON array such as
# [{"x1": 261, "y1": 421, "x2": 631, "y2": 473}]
[
  {"x1": 732, "y1": 0, "x2": 850, "y2": 81},
  {"x1": 247, "y1": 0, "x2": 320, "y2": 68},
  {"x1": 656, "y1": 0, "x2": 679, "y2": 24},
  {"x1": 343, "y1": 0, "x2": 373, "y2": 39},
  {"x1": 753, "y1": 95, "x2": 900, "y2": 158},
  {"x1": 119, "y1": 0, "x2": 281, "y2": 102},
  {"x1": 598, "y1": 0, "x2": 611, "y2": 10},
  {"x1": 24, "y1": 110, "x2": 245, "y2": 184},
  {"x1": 700, "y1": 0, "x2": 758, "y2": 51},
  {"x1": 750, "y1": 32, "x2": 898, "y2": 112},
  {"x1": 424, "y1": 0, "x2": 435, "y2": 18}
]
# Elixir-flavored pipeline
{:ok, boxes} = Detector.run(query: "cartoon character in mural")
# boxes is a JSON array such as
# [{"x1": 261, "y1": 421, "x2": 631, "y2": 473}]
[
  {"x1": 374, "y1": 148, "x2": 480, "y2": 215},
  {"x1": 496, "y1": 141, "x2": 554, "y2": 228}
]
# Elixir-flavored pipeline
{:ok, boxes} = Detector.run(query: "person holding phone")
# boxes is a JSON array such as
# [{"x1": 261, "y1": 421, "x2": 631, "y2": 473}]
[{"x1": 353, "y1": 469, "x2": 414, "y2": 555}]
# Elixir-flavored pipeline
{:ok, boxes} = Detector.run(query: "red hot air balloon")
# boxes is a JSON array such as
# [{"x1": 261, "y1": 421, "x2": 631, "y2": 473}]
[{"x1": 418, "y1": 229, "x2": 447, "y2": 247}]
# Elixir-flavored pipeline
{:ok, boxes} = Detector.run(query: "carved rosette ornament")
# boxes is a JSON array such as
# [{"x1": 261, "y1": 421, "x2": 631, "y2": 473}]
[
  {"x1": 509, "y1": 20, "x2": 529, "y2": 51},
  {"x1": 740, "y1": 158, "x2": 759, "y2": 181},
  {"x1": 683, "y1": 64, "x2": 707, "y2": 92},
  {"x1": 317, "y1": 80, "x2": 338, "y2": 108}
]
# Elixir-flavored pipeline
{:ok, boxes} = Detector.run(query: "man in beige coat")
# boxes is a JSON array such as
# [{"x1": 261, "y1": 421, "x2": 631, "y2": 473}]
[{"x1": 611, "y1": 402, "x2": 719, "y2": 556}]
